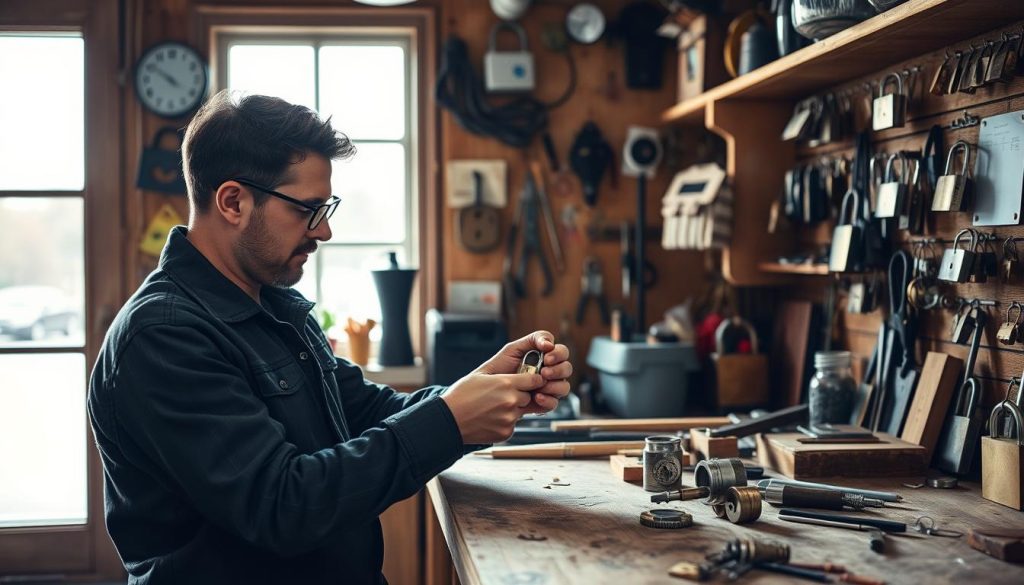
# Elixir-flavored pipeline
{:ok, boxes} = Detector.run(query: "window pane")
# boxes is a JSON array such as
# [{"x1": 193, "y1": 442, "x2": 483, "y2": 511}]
[
  {"x1": 0, "y1": 198, "x2": 84, "y2": 348},
  {"x1": 319, "y1": 45, "x2": 405, "y2": 140},
  {"x1": 317, "y1": 246, "x2": 410, "y2": 332},
  {"x1": 0, "y1": 34, "x2": 84, "y2": 190},
  {"x1": 330, "y1": 143, "x2": 406, "y2": 243},
  {"x1": 0, "y1": 353, "x2": 87, "y2": 527},
  {"x1": 227, "y1": 44, "x2": 315, "y2": 110}
]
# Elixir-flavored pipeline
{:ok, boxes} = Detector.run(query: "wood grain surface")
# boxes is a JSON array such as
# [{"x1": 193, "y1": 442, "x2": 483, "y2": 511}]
[{"x1": 428, "y1": 456, "x2": 1024, "y2": 585}]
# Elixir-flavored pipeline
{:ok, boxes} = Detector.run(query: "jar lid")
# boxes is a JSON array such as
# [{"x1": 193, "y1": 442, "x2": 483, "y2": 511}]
[{"x1": 814, "y1": 350, "x2": 851, "y2": 369}]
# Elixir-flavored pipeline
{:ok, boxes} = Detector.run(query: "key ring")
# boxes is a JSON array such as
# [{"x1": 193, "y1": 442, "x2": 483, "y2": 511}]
[{"x1": 913, "y1": 516, "x2": 963, "y2": 538}]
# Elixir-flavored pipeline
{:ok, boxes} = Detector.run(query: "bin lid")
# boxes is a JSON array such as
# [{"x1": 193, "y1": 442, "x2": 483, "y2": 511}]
[{"x1": 586, "y1": 336, "x2": 698, "y2": 375}]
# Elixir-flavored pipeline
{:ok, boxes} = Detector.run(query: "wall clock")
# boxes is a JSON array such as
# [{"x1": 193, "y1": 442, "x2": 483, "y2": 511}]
[{"x1": 134, "y1": 41, "x2": 208, "y2": 118}]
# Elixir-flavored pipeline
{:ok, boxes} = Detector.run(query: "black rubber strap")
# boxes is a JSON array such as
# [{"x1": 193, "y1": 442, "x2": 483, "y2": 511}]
[{"x1": 922, "y1": 124, "x2": 945, "y2": 191}]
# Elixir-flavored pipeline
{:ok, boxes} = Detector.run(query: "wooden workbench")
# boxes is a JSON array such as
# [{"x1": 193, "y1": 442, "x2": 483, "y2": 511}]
[{"x1": 426, "y1": 456, "x2": 1024, "y2": 584}]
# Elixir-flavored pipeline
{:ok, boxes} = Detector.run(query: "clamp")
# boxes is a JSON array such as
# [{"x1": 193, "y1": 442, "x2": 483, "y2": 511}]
[{"x1": 575, "y1": 256, "x2": 610, "y2": 324}]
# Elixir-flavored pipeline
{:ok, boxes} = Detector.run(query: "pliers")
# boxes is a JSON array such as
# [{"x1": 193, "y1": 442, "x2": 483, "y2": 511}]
[{"x1": 513, "y1": 172, "x2": 553, "y2": 297}]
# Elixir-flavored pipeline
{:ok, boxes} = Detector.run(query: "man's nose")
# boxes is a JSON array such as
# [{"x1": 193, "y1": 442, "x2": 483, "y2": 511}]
[{"x1": 310, "y1": 217, "x2": 332, "y2": 242}]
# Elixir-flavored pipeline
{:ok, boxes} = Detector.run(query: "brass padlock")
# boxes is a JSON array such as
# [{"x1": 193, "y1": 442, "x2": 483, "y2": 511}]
[
  {"x1": 518, "y1": 350, "x2": 545, "y2": 374},
  {"x1": 829, "y1": 189, "x2": 863, "y2": 273},
  {"x1": 997, "y1": 303, "x2": 1022, "y2": 346},
  {"x1": 939, "y1": 228, "x2": 978, "y2": 283},
  {"x1": 875, "y1": 152, "x2": 907, "y2": 219},
  {"x1": 982, "y1": 400, "x2": 1024, "y2": 510},
  {"x1": 872, "y1": 73, "x2": 907, "y2": 131},
  {"x1": 1004, "y1": 238, "x2": 1020, "y2": 283},
  {"x1": 932, "y1": 140, "x2": 972, "y2": 212}
]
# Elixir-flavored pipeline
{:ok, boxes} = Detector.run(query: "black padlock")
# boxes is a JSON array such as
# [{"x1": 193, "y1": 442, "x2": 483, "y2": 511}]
[{"x1": 136, "y1": 127, "x2": 187, "y2": 194}]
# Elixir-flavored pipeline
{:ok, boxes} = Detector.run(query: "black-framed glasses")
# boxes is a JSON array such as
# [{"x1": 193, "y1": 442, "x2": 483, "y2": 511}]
[{"x1": 233, "y1": 177, "x2": 340, "y2": 231}]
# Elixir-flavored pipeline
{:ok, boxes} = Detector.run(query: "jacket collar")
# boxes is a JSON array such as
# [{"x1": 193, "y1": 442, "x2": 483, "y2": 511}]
[{"x1": 158, "y1": 226, "x2": 314, "y2": 325}]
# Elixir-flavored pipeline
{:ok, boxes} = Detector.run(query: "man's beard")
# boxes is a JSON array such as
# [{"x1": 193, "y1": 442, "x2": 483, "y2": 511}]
[{"x1": 235, "y1": 207, "x2": 309, "y2": 288}]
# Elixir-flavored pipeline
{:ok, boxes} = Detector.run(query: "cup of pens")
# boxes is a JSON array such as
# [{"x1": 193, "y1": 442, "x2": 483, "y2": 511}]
[{"x1": 345, "y1": 317, "x2": 376, "y2": 366}]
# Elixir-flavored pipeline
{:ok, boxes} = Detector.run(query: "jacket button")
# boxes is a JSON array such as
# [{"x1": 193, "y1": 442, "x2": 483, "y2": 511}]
[
  {"x1": 299, "y1": 352, "x2": 309, "y2": 360},
  {"x1": 278, "y1": 379, "x2": 289, "y2": 389}
]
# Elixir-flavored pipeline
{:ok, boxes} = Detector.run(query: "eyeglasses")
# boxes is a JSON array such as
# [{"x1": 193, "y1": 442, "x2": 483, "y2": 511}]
[{"x1": 233, "y1": 177, "x2": 340, "y2": 231}]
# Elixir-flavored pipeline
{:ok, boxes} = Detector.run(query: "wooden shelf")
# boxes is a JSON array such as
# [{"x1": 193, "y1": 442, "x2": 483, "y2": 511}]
[
  {"x1": 662, "y1": 0, "x2": 1024, "y2": 125},
  {"x1": 758, "y1": 262, "x2": 831, "y2": 276}
]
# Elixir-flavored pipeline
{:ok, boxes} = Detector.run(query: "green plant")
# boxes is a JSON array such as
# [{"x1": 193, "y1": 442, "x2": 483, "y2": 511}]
[{"x1": 317, "y1": 308, "x2": 337, "y2": 335}]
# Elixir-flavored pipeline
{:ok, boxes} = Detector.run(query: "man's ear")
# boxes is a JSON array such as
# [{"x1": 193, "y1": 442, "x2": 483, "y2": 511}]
[{"x1": 214, "y1": 181, "x2": 250, "y2": 228}]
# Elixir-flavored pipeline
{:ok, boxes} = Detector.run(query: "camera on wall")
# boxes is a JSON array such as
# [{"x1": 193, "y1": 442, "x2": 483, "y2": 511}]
[{"x1": 621, "y1": 126, "x2": 662, "y2": 179}]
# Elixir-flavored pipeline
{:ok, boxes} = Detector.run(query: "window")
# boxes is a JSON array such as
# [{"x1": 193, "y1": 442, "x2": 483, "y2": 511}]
[
  {"x1": 0, "y1": 0, "x2": 122, "y2": 577},
  {"x1": 218, "y1": 33, "x2": 418, "y2": 350}
]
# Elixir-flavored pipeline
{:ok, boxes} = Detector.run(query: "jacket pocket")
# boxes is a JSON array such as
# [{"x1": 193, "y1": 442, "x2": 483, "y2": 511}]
[{"x1": 252, "y1": 361, "x2": 306, "y2": 397}]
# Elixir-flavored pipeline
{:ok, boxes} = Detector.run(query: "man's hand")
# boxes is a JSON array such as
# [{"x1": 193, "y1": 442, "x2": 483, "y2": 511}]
[
  {"x1": 474, "y1": 330, "x2": 573, "y2": 413},
  {"x1": 440, "y1": 372, "x2": 544, "y2": 444}
]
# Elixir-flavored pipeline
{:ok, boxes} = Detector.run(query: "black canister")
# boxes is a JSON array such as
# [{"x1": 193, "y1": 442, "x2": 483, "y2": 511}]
[
  {"x1": 643, "y1": 435, "x2": 683, "y2": 492},
  {"x1": 372, "y1": 252, "x2": 417, "y2": 366}
]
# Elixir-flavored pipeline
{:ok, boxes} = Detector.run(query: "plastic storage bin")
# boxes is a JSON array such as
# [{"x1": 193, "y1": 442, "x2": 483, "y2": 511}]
[{"x1": 586, "y1": 336, "x2": 698, "y2": 417}]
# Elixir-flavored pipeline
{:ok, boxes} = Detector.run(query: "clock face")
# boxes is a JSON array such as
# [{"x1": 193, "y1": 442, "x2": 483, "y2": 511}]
[{"x1": 134, "y1": 42, "x2": 208, "y2": 118}]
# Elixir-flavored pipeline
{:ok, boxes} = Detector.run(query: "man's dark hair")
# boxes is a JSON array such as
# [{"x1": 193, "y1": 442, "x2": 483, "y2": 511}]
[{"x1": 182, "y1": 90, "x2": 355, "y2": 211}]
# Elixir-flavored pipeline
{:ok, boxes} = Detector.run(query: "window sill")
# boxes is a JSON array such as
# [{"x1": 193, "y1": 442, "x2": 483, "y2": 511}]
[{"x1": 361, "y1": 357, "x2": 427, "y2": 388}]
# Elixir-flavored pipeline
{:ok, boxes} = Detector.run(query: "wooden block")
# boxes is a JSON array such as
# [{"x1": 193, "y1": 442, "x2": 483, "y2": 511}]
[
  {"x1": 689, "y1": 428, "x2": 739, "y2": 460},
  {"x1": 900, "y1": 352, "x2": 963, "y2": 460},
  {"x1": 715, "y1": 354, "x2": 770, "y2": 408},
  {"x1": 982, "y1": 435, "x2": 1024, "y2": 510},
  {"x1": 609, "y1": 454, "x2": 643, "y2": 482},
  {"x1": 755, "y1": 432, "x2": 927, "y2": 479},
  {"x1": 968, "y1": 527, "x2": 1024, "y2": 563}
]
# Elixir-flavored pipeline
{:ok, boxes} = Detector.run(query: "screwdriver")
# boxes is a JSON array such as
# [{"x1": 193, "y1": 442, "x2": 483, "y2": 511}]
[{"x1": 759, "y1": 480, "x2": 885, "y2": 510}]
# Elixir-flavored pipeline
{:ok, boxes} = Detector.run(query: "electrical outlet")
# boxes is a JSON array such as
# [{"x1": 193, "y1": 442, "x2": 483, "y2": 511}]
[{"x1": 446, "y1": 160, "x2": 507, "y2": 209}]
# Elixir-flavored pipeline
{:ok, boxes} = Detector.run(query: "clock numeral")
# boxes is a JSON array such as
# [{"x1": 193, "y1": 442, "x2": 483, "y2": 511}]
[
  {"x1": 188, "y1": 88, "x2": 197, "y2": 97},
  {"x1": 168, "y1": 49, "x2": 177, "y2": 59},
  {"x1": 155, "y1": 52, "x2": 164, "y2": 62},
  {"x1": 143, "y1": 75, "x2": 150, "y2": 84},
  {"x1": 146, "y1": 87, "x2": 154, "y2": 98},
  {"x1": 189, "y1": 62, "x2": 197, "y2": 72}
]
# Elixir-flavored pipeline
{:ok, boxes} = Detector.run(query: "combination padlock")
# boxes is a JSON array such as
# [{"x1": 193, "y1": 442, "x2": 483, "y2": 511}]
[
  {"x1": 1004, "y1": 238, "x2": 1020, "y2": 283},
  {"x1": 939, "y1": 228, "x2": 978, "y2": 283},
  {"x1": 484, "y1": 21, "x2": 536, "y2": 93},
  {"x1": 829, "y1": 189, "x2": 863, "y2": 273},
  {"x1": 932, "y1": 140, "x2": 972, "y2": 212},
  {"x1": 872, "y1": 72, "x2": 907, "y2": 131},
  {"x1": 875, "y1": 152, "x2": 907, "y2": 219},
  {"x1": 997, "y1": 303, "x2": 1022, "y2": 346}
]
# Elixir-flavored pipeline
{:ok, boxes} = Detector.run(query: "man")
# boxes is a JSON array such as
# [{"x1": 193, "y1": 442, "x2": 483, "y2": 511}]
[{"x1": 88, "y1": 90, "x2": 572, "y2": 584}]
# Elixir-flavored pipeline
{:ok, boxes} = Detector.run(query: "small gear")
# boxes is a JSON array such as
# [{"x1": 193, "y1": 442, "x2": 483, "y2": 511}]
[{"x1": 640, "y1": 509, "x2": 693, "y2": 529}]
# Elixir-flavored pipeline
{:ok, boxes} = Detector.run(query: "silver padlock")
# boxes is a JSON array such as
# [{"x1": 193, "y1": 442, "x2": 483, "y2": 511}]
[
  {"x1": 875, "y1": 152, "x2": 907, "y2": 218},
  {"x1": 829, "y1": 189, "x2": 863, "y2": 273},
  {"x1": 932, "y1": 140, "x2": 972, "y2": 212},
  {"x1": 938, "y1": 228, "x2": 978, "y2": 283},
  {"x1": 872, "y1": 73, "x2": 907, "y2": 131},
  {"x1": 484, "y1": 21, "x2": 536, "y2": 93}
]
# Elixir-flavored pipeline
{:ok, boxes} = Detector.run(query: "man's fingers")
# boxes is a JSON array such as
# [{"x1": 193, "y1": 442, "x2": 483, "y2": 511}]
[
  {"x1": 535, "y1": 380, "x2": 571, "y2": 399},
  {"x1": 523, "y1": 392, "x2": 559, "y2": 413},
  {"x1": 541, "y1": 361, "x2": 573, "y2": 380},
  {"x1": 494, "y1": 373, "x2": 544, "y2": 391},
  {"x1": 544, "y1": 343, "x2": 569, "y2": 365},
  {"x1": 506, "y1": 330, "x2": 554, "y2": 354},
  {"x1": 515, "y1": 390, "x2": 533, "y2": 407}
]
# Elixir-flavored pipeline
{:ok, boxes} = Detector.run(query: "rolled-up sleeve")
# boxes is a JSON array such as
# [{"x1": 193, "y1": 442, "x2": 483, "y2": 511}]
[{"x1": 110, "y1": 322, "x2": 464, "y2": 557}]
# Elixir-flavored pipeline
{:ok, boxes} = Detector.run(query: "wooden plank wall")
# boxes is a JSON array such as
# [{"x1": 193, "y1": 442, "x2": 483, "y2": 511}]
[
  {"x1": 791, "y1": 20, "x2": 1024, "y2": 411},
  {"x1": 440, "y1": 0, "x2": 711, "y2": 362}
]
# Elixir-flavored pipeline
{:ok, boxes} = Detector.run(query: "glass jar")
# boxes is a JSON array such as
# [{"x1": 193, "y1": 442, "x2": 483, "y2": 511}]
[{"x1": 808, "y1": 351, "x2": 857, "y2": 425}]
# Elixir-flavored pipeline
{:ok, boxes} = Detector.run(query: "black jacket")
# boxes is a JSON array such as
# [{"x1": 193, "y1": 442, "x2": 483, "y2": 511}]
[{"x1": 88, "y1": 226, "x2": 464, "y2": 584}]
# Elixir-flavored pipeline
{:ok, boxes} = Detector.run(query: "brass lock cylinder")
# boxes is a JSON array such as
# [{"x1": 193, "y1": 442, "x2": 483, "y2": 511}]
[{"x1": 724, "y1": 486, "x2": 762, "y2": 524}]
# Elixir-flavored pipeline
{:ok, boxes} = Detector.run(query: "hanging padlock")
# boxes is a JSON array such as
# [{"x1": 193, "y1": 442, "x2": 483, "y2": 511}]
[
  {"x1": 973, "y1": 235, "x2": 999, "y2": 283},
  {"x1": 997, "y1": 302, "x2": 1022, "y2": 346},
  {"x1": 136, "y1": 127, "x2": 188, "y2": 194},
  {"x1": 982, "y1": 400, "x2": 1024, "y2": 509},
  {"x1": 932, "y1": 140, "x2": 972, "y2": 212},
  {"x1": 872, "y1": 73, "x2": 907, "y2": 131},
  {"x1": 939, "y1": 228, "x2": 978, "y2": 283},
  {"x1": 829, "y1": 189, "x2": 863, "y2": 273},
  {"x1": 875, "y1": 152, "x2": 907, "y2": 219},
  {"x1": 484, "y1": 21, "x2": 536, "y2": 93},
  {"x1": 1004, "y1": 238, "x2": 1020, "y2": 283}
]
